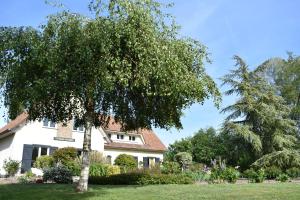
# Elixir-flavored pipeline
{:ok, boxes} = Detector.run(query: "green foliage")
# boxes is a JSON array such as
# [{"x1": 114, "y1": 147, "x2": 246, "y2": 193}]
[
  {"x1": 244, "y1": 169, "x2": 265, "y2": 183},
  {"x1": 222, "y1": 167, "x2": 240, "y2": 183},
  {"x1": 89, "y1": 151, "x2": 106, "y2": 164},
  {"x1": 89, "y1": 172, "x2": 193, "y2": 185},
  {"x1": 257, "y1": 53, "x2": 300, "y2": 130},
  {"x1": 33, "y1": 155, "x2": 54, "y2": 170},
  {"x1": 166, "y1": 127, "x2": 225, "y2": 166},
  {"x1": 64, "y1": 160, "x2": 81, "y2": 176},
  {"x1": 264, "y1": 166, "x2": 282, "y2": 179},
  {"x1": 51, "y1": 147, "x2": 80, "y2": 175},
  {"x1": 114, "y1": 154, "x2": 137, "y2": 172},
  {"x1": 192, "y1": 128, "x2": 225, "y2": 165},
  {"x1": 189, "y1": 163, "x2": 205, "y2": 172},
  {"x1": 3, "y1": 158, "x2": 20, "y2": 177},
  {"x1": 17, "y1": 171, "x2": 35, "y2": 184},
  {"x1": 52, "y1": 147, "x2": 78, "y2": 165},
  {"x1": 286, "y1": 167, "x2": 300, "y2": 178},
  {"x1": 221, "y1": 56, "x2": 298, "y2": 169},
  {"x1": 276, "y1": 174, "x2": 289, "y2": 182},
  {"x1": 208, "y1": 168, "x2": 224, "y2": 184},
  {"x1": 165, "y1": 138, "x2": 192, "y2": 161},
  {"x1": 252, "y1": 149, "x2": 300, "y2": 169},
  {"x1": 161, "y1": 161, "x2": 181, "y2": 174},
  {"x1": 43, "y1": 166, "x2": 73, "y2": 184},
  {"x1": 174, "y1": 152, "x2": 192, "y2": 171},
  {"x1": 0, "y1": 0, "x2": 220, "y2": 133},
  {"x1": 89, "y1": 163, "x2": 120, "y2": 177},
  {"x1": 183, "y1": 171, "x2": 209, "y2": 182},
  {"x1": 0, "y1": 0, "x2": 220, "y2": 190},
  {"x1": 137, "y1": 173, "x2": 193, "y2": 185}
]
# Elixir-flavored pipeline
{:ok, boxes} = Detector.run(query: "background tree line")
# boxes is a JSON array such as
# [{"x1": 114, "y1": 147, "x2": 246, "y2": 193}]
[{"x1": 166, "y1": 54, "x2": 300, "y2": 171}]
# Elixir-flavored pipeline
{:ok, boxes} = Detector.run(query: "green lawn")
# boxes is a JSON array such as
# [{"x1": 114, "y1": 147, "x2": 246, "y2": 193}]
[{"x1": 0, "y1": 183, "x2": 299, "y2": 200}]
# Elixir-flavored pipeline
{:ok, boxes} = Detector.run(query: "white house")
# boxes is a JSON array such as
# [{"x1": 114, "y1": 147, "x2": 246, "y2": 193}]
[{"x1": 0, "y1": 113, "x2": 166, "y2": 175}]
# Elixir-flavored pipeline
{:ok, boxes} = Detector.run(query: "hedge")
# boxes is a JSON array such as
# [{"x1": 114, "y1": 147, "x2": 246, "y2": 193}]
[{"x1": 89, "y1": 172, "x2": 194, "y2": 185}]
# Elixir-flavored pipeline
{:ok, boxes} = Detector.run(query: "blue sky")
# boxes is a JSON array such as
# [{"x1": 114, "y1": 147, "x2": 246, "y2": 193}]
[{"x1": 1, "y1": 0, "x2": 300, "y2": 146}]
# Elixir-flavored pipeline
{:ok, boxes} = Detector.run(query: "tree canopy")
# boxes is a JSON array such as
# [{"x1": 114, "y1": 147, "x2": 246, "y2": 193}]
[
  {"x1": 221, "y1": 56, "x2": 299, "y2": 168},
  {"x1": 0, "y1": 0, "x2": 220, "y2": 191}
]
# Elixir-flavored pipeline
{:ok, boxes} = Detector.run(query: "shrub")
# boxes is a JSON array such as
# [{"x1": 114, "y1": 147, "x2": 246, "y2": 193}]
[
  {"x1": 107, "y1": 165, "x2": 121, "y2": 176},
  {"x1": 52, "y1": 147, "x2": 77, "y2": 165},
  {"x1": 276, "y1": 173, "x2": 289, "y2": 182},
  {"x1": 17, "y1": 171, "x2": 35, "y2": 184},
  {"x1": 18, "y1": 176, "x2": 32, "y2": 184},
  {"x1": 3, "y1": 158, "x2": 20, "y2": 177},
  {"x1": 286, "y1": 167, "x2": 300, "y2": 178},
  {"x1": 222, "y1": 167, "x2": 240, "y2": 183},
  {"x1": 114, "y1": 154, "x2": 137, "y2": 172},
  {"x1": 89, "y1": 163, "x2": 108, "y2": 177},
  {"x1": 189, "y1": 163, "x2": 205, "y2": 172},
  {"x1": 138, "y1": 173, "x2": 193, "y2": 185},
  {"x1": 183, "y1": 171, "x2": 208, "y2": 182},
  {"x1": 161, "y1": 161, "x2": 181, "y2": 174},
  {"x1": 245, "y1": 168, "x2": 265, "y2": 183},
  {"x1": 33, "y1": 155, "x2": 54, "y2": 170},
  {"x1": 243, "y1": 168, "x2": 256, "y2": 178},
  {"x1": 208, "y1": 168, "x2": 224, "y2": 184},
  {"x1": 43, "y1": 166, "x2": 73, "y2": 184},
  {"x1": 89, "y1": 151, "x2": 106, "y2": 164},
  {"x1": 264, "y1": 166, "x2": 282, "y2": 179},
  {"x1": 89, "y1": 172, "x2": 193, "y2": 185},
  {"x1": 64, "y1": 160, "x2": 81, "y2": 176},
  {"x1": 89, "y1": 163, "x2": 121, "y2": 177},
  {"x1": 175, "y1": 152, "x2": 192, "y2": 171}
]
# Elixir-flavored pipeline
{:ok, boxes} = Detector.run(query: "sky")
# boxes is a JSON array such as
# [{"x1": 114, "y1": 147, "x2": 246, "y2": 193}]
[{"x1": 0, "y1": 0, "x2": 300, "y2": 146}]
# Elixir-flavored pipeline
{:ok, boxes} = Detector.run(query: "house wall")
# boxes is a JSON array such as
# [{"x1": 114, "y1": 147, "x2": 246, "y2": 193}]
[
  {"x1": 0, "y1": 120, "x2": 104, "y2": 175},
  {"x1": 0, "y1": 134, "x2": 16, "y2": 175},
  {"x1": 108, "y1": 133, "x2": 144, "y2": 145},
  {"x1": 103, "y1": 148, "x2": 163, "y2": 167}
]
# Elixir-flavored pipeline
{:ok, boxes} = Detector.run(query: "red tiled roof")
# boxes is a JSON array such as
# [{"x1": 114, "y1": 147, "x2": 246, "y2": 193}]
[
  {"x1": 0, "y1": 113, "x2": 28, "y2": 136},
  {"x1": 103, "y1": 117, "x2": 167, "y2": 152}
]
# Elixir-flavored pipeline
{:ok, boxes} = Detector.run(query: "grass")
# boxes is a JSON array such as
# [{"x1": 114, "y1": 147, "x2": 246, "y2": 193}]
[{"x1": 0, "y1": 183, "x2": 300, "y2": 200}]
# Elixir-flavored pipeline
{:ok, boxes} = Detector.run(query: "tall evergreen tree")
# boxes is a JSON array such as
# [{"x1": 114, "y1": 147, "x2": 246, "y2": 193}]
[
  {"x1": 256, "y1": 53, "x2": 300, "y2": 132},
  {"x1": 221, "y1": 56, "x2": 299, "y2": 169}
]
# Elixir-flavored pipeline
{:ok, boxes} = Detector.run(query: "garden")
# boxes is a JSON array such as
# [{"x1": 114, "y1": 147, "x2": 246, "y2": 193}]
[{"x1": 2, "y1": 147, "x2": 300, "y2": 186}]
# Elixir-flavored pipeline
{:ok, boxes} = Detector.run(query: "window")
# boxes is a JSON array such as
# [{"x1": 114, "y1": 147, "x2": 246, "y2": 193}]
[
  {"x1": 31, "y1": 147, "x2": 39, "y2": 166},
  {"x1": 129, "y1": 136, "x2": 136, "y2": 141},
  {"x1": 117, "y1": 134, "x2": 124, "y2": 140},
  {"x1": 73, "y1": 119, "x2": 84, "y2": 132},
  {"x1": 106, "y1": 155, "x2": 112, "y2": 164},
  {"x1": 41, "y1": 147, "x2": 48, "y2": 156},
  {"x1": 43, "y1": 118, "x2": 56, "y2": 128}
]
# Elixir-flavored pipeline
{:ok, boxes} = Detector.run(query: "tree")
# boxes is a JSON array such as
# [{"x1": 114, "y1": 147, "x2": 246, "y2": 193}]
[
  {"x1": 166, "y1": 127, "x2": 226, "y2": 165},
  {"x1": 256, "y1": 53, "x2": 300, "y2": 131},
  {"x1": 165, "y1": 137, "x2": 193, "y2": 161},
  {"x1": 0, "y1": 0, "x2": 220, "y2": 191},
  {"x1": 174, "y1": 152, "x2": 192, "y2": 171},
  {"x1": 221, "y1": 56, "x2": 299, "y2": 169},
  {"x1": 191, "y1": 127, "x2": 225, "y2": 165}
]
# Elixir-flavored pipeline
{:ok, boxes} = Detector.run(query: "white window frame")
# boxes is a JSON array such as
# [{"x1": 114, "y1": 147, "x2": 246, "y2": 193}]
[{"x1": 42, "y1": 118, "x2": 56, "y2": 129}]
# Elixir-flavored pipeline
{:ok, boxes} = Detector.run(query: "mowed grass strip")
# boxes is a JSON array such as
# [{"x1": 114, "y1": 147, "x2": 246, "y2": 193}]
[{"x1": 0, "y1": 183, "x2": 299, "y2": 200}]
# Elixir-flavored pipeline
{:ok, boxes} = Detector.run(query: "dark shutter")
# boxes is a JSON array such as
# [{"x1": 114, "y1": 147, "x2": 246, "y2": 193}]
[
  {"x1": 21, "y1": 144, "x2": 33, "y2": 173},
  {"x1": 143, "y1": 157, "x2": 149, "y2": 168},
  {"x1": 155, "y1": 158, "x2": 160, "y2": 164},
  {"x1": 49, "y1": 147, "x2": 58, "y2": 155},
  {"x1": 134, "y1": 156, "x2": 138, "y2": 166}
]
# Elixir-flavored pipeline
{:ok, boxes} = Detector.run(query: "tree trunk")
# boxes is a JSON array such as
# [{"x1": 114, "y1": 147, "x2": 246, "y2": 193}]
[{"x1": 76, "y1": 114, "x2": 93, "y2": 192}]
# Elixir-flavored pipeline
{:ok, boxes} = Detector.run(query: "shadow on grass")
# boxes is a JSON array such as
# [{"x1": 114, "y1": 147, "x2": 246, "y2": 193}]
[{"x1": 0, "y1": 183, "x2": 116, "y2": 200}]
